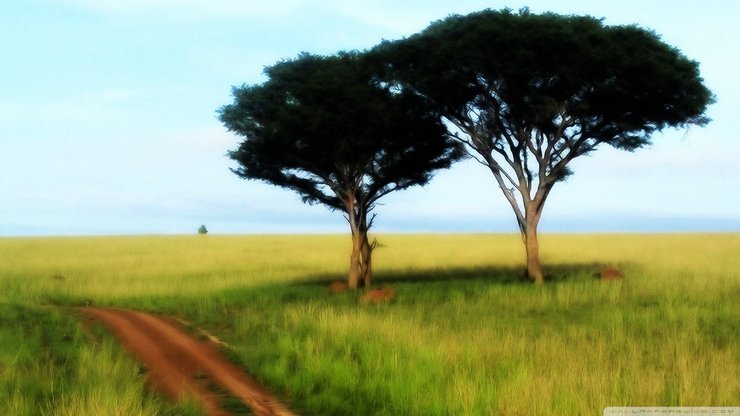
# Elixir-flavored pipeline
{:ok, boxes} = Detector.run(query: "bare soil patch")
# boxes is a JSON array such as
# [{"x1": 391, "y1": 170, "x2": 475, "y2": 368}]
[
  {"x1": 598, "y1": 267, "x2": 625, "y2": 280},
  {"x1": 327, "y1": 280, "x2": 349, "y2": 294},
  {"x1": 359, "y1": 287, "x2": 396, "y2": 304},
  {"x1": 83, "y1": 307, "x2": 294, "y2": 416}
]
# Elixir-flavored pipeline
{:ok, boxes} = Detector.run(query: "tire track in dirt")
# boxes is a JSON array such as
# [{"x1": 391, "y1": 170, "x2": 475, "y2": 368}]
[{"x1": 83, "y1": 307, "x2": 294, "y2": 416}]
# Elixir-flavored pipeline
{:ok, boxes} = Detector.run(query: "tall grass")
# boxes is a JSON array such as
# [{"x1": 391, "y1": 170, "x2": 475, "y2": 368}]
[
  {"x1": 1, "y1": 233, "x2": 738, "y2": 414},
  {"x1": 0, "y1": 304, "x2": 206, "y2": 416}
]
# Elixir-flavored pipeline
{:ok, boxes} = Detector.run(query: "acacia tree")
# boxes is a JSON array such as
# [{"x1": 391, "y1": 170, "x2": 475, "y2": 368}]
[
  {"x1": 374, "y1": 9, "x2": 714, "y2": 283},
  {"x1": 219, "y1": 53, "x2": 463, "y2": 289}
]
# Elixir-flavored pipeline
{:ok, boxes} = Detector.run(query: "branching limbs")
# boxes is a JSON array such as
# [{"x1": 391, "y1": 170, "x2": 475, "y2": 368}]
[{"x1": 448, "y1": 80, "x2": 606, "y2": 231}]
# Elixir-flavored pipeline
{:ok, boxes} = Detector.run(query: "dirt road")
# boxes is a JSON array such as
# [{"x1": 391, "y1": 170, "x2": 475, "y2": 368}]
[{"x1": 83, "y1": 307, "x2": 294, "y2": 416}]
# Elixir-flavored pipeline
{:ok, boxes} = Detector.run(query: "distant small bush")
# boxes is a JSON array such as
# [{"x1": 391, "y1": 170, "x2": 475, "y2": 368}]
[{"x1": 197, "y1": 225, "x2": 208, "y2": 235}]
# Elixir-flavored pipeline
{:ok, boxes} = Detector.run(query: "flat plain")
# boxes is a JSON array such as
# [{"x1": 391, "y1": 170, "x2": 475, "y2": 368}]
[{"x1": 0, "y1": 233, "x2": 738, "y2": 415}]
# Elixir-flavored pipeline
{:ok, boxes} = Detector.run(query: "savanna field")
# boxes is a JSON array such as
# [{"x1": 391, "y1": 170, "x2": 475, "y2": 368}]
[{"x1": 0, "y1": 233, "x2": 738, "y2": 415}]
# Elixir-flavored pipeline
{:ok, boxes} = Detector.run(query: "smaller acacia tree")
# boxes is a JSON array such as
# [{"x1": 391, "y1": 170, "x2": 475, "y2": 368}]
[{"x1": 219, "y1": 52, "x2": 463, "y2": 289}]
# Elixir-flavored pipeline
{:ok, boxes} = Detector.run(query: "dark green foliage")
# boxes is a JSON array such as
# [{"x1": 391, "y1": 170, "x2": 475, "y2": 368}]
[
  {"x1": 374, "y1": 9, "x2": 713, "y2": 158},
  {"x1": 219, "y1": 52, "x2": 463, "y2": 213},
  {"x1": 197, "y1": 225, "x2": 208, "y2": 235},
  {"x1": 371, "y1": 9, "x2": 714, "y2": 281}
]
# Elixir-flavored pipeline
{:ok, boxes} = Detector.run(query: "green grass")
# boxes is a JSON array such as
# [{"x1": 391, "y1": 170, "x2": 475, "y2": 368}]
[
  {"x1": 0, "y1": 303, "x2": 206, "y2": 416},
  {"x1": 1, "y1": 233, "x2": 738, "y2": 414}
]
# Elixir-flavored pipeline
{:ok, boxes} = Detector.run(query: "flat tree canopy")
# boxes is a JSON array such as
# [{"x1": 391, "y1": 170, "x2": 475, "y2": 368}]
[
  {"x1": 219, "y1": 52, "x2": 463, "y2": 288},
  {"x1": 373, "y1": 9, "x2": 714, "y2": 282}
]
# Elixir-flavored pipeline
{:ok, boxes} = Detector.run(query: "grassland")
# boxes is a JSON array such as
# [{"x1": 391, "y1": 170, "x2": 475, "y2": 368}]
[{"x1": 0, "y1": 233, "x2": 738, "y2": 415}]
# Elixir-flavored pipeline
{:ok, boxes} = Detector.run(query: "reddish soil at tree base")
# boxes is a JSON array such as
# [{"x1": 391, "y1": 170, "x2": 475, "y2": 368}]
[
  {"x1": 599, "y1": 267, "x2": 625, "y2": 280},
  {"x1": 83, "y1": 307, "x2": 295, "y2": 416}
]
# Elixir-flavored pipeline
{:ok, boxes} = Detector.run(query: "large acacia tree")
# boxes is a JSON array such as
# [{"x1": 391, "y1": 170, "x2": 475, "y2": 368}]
[
  {"x1": 219, "y1": 53, "x2": 463, "y2": 288},
  {"x1": 374, "y1": 9, "x2": 714, "y2": 283}
]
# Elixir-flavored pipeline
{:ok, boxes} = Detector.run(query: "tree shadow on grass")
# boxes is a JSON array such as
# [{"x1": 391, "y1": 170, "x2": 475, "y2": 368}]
[
  {"x1": 72, "y1": 263, "x2": 619, "y2": 311},
  {"x1": 293, "y1": 262, "x2": 611, "y2": 289}
]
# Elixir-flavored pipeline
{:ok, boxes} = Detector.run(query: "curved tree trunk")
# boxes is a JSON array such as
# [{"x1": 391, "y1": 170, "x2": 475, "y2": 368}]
[
  {"x1": 523, "y1": 223, "x2": 544, "y2": 284},
  {"x1": 521, "y1": 210, "x2": 544, "y2": 284},
  {"x1": 484, "y1": 157, "x2": 547, "y2": 285}
]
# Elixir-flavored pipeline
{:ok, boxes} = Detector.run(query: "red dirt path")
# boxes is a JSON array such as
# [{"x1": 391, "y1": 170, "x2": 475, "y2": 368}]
[{"x1": 83, "y1": 307, "x2": 295, "y2": 416}]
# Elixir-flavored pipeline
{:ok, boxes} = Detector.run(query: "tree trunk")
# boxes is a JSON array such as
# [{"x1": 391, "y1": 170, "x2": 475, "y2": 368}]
[
  {"x1": 348, "y1": 233, "x2": 362, "y2": 289},
  {"x1": 522, "y1": 213, "x2": 544, "y2": 284},
  {"x1": 360, "y1": 234, "x2": 373, "y2": 287},
  {"x1": 348, "y1": 229, "x2": 372, "y2": 289},
  {"x1": 345, "y1": 193, "x2": 374, "y2": 289}
]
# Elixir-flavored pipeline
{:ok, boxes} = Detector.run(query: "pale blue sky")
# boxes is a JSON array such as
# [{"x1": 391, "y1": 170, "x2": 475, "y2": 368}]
[{"x1": 1, "y1": 0, "x2": 738, "y2": 236}]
